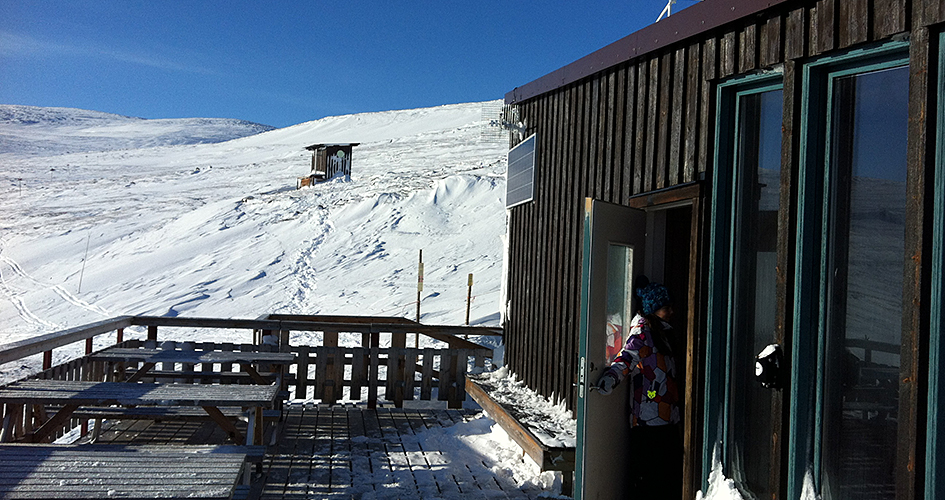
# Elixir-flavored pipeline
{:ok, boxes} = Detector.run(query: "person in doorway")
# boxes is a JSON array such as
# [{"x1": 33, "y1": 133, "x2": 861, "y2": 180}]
[{"x1": 597, "y1": 282, "x2": 683, "y2": 499}]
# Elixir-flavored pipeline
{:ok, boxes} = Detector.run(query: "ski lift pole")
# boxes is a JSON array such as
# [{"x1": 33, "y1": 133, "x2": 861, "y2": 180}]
[{"x1": 465, "y1": 273, "x2": 473, "y2": 326}]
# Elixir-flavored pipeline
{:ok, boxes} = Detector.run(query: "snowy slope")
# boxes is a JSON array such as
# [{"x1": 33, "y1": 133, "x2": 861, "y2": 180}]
[
  {"x1": 0, "y1": 101, "x2": 508, "y2": 350},
  {"x1": 0, "y1": 104, "x2": 275, "y2": 157}
]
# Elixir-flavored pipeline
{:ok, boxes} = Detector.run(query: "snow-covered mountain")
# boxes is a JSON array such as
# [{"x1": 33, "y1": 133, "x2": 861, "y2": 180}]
[
  {"x1": 0, "y1": 104, "x2": 275, "y2": 157},
  {"x1": 0, "y1": 101, "x2": 509, "y2": 354}
]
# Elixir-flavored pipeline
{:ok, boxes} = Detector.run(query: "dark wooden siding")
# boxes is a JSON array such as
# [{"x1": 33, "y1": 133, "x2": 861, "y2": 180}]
[{"x1": 504, "y1": 0, "x2": 944, "y2": 412}]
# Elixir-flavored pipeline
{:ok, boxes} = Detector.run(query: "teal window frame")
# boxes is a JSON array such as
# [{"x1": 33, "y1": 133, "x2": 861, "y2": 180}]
[
  {"x1": 705, "y1": 70, "x2": 784, "y2": 488},
  {"x1": 791, "y1": 39, "x2": 910, "y2": 499},
  {"x1": 927, "y1": 29, "x2": 945, "y2": 500}
]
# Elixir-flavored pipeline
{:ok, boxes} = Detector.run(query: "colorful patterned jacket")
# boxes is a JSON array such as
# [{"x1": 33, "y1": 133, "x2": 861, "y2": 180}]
[{"x1": 604, "y1": 313, "x2": 680, "y2": 427}]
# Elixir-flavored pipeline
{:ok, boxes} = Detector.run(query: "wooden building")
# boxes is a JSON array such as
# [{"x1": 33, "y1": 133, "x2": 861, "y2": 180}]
[
  {"x1": 501, "y1": 0, "x2": 945, "y2": 498},
  {"x1": 303, "y1": 143, "x2": 359, "y2": 183}
]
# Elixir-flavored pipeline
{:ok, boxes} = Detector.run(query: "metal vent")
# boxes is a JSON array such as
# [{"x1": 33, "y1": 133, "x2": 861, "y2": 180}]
[{"x1": 506, "y1": 134, "x2": 536, "y2": 208}]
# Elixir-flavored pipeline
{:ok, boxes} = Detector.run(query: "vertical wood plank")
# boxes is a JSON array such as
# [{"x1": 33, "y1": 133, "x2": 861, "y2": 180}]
[
  {"x1": 838, "y1": 0, "x2": 869, "y2": 48},
  {"x1": 634, "y1": 61, "x2": 649, "y2": 195},
  {"x1": 368, "y1": 347, "x2": 380, "y2": 409},
  {"x1": 739, "y1": 22, "x2": 759, "y2": 73},
  {"x1": 536, "y1": 92, "x2": 560, "y2": 400},
  {"x1": 551, "y1": 88, "x2": 567, "y2": 399},
  {"x1": 391, "y1": 331, "x2": 407, "y2": 405},
  {"x1": 603, "y1": 70, "x2": 616, "y2": 202},
  {"x1": 657, "y1": 51, "x2": 672, "y2": 190},
  {"x1": 684, "y1": 42, "x2": 701, "y2": 183},
  {"x1": 645, "y1": 57, "x2": 660, "y2": 192},
  {"x1": 589, "y1": 78, "x2": 602, "y2": 200},
  {"x1": 438, "y1": 351, "x2": 453, "y2": 401},
  {"x1": 816, "y1": 0, "x2": 837, "y2": 55},
  {"x1": 536, "y1": 96, "x2": 551, "y2": 398},
  {"x1": 404, "y1": 350, "x2": 418, "y2": 401},
  {"x1": 761, "y1": 14, "x2": 784, "y2": 67},
  {"x1": 873, "y1": 0, "x2": 906, "y2": 38},
  {"x1": 721, "y1": 30, "x2": 738, "y2": 78},
  {"x1": 388, "y1": 347, "x2": 404, "y2": 407},
  {"x1": 350, "y1": 347, "x2": 364, "y2": 401},
  {"x1": 622, "y1": 64, "x2": 637, "y2": 201},
  {"x1": 295, "y1": 345, "x2": 309, "y2": 400},
  {"x1": 699, "y1": 37, "x2": 718, "y2": 175},
  {"x1": 773, "y1": 56, "x2": 802, "y2": 499},
  {"x1": 449, "y1": 349, "x2": 469, "y2": 409},
  {"x1": 612, "y1": 66, "x2": 627, "y2": 203},
  {"x1": 420, "y1": 348, "x2": 435, "y2": 400},
  {"x1": 786, "y1": 7, "x2": 808, "y2": 60},
  {"x1": 670, "y1": 47, "x2": 686, "y2": 186},
  {"x1": 896, "y1": 26, "x2": 932, "y2": 500}
]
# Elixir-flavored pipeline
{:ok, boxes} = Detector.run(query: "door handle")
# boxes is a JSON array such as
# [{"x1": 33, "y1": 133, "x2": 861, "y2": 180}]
[{"x1": 755, "y1": 344, "x2": 783, "y2": 389}]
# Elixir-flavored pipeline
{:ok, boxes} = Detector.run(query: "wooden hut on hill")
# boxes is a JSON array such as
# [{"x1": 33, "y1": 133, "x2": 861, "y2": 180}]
[
  {"x1": 501, "y1": 0, "x2": 945, "y2": 498},
  {"x1": 298, "y1": 143, "x2": 359, "y2": 187}
]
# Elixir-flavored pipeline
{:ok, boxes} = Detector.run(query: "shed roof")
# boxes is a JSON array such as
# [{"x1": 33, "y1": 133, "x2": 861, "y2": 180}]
[
  {"x1": 304, "y1": 143, "x2": 360, "y2": 151},
  {"x1": 505, "y1": 0, "x2": 791, "y2": 104}
]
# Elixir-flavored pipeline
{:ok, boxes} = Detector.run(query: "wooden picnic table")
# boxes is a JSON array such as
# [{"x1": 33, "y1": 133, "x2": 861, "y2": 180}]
[
  {"x1": 0, "y1": 444, "x2": 250, "y2": 499},
  {"x1": 87, "y1": 347, "x2": 296, "y2": 384},
  {"x1": 0, "y1": 380, "x2": 279, "y2": 445}
]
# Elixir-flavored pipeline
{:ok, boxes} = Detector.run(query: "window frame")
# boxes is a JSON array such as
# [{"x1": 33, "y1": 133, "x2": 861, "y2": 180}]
[
  {"x1": 926, "y1": 29, "x2": 945, "y2": 500},
  {"x1": 705, "y1": 71, "x2": 784, "y2": 490},
  {"x1": 791, "y1": 39, "x2": 911, "y2": 499}
]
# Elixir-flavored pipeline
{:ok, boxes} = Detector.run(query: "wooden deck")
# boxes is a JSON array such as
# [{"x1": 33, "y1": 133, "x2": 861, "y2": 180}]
[{"x1": 85, "y1": 403, "x2": 555, "y2": 499}]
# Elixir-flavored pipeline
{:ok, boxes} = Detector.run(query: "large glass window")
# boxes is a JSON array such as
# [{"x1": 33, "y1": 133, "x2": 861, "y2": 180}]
[
  {"x1": 821, "y1": 64, "x2": 909, "y2": 500},
  {"x1": 728, "y1": 89, "x2": 783, "y2": 498}
]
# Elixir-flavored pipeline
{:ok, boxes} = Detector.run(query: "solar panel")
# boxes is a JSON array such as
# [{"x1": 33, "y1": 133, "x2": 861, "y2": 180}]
[{"x1": 506, "y1": 134, "x2": 536, "y2": 208}]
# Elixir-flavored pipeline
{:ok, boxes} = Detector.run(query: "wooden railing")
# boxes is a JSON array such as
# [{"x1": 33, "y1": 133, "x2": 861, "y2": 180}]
[{"x1": 0, "y1": 315, "x2": 501, "y2": 443}]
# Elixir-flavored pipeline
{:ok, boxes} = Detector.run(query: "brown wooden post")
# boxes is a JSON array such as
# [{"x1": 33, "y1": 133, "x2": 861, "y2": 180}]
[
  {"x1": 392, "y1": 331, "x2": 407, "y2": 407},
  {"x1": 416, "y1": 250, "x2": 423, "y2": 323},
  {"x1": 147, "y1": 325, "x2": 157, "y2": 341},
  {"x1": 116, "y1": 328, "x2": 124, "y2": 344},
  {"x1": 466, "y1": 273, "x2": 473, "y2": 326},
  {"x1": 42, "y1": 351, "x2": 52, "y2": 371}
]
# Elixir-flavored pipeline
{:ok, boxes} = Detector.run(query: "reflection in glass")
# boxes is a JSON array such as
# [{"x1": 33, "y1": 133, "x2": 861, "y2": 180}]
[
  {"x1": 823, "y1": 65, "x2": 908, "y2": 500},
  {"x1": 729, "y1": 89, "x2": 783, "y2": 498},
  {"x1": 605, "y1": 244, "x2": 634, "y2": 365}
]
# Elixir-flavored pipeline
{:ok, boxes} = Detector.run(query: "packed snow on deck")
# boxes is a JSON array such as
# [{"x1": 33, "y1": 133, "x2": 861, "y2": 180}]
[{"x1": 0, "y1": 101, "x2": 765, "y2": 499}]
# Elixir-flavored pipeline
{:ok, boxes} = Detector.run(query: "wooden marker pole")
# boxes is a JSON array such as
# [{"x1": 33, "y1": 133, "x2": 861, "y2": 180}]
[
  {"x1": 416, "y1": 250, "x2": 423, "y2": 323},
  {"x1": 466, "y1": 273, "x2": 473, "y2": 326}
]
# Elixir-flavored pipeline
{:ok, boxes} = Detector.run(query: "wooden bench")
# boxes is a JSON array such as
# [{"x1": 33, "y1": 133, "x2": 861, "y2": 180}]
[
  {"x1": 465, "y1": 377, "x2": 575, "y2": 495},
  {"x1": 0, "y1": 443, "x2": 262, "y2": 499}
]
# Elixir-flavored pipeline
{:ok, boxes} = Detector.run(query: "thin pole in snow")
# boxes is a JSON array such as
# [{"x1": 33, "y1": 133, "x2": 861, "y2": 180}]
[
  {"x1": 78, "y1": 229, "x2": 91, "y2": 294},
  {"x1": 416, "y1": 249, "x2": 423, "y2": 324},
  {"x1": 466, "y1": 273, "x2": 473, "y2": 326}
]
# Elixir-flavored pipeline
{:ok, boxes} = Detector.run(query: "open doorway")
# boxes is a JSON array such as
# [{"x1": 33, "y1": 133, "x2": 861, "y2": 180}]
[{"x1": 577, "y1": 190, "x2": 701, "y2": 500}]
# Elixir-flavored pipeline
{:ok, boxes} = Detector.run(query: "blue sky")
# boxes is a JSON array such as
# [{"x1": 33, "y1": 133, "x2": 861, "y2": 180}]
[{"x1": 0, "y1": 1, "x2": 699, "y2": 128}]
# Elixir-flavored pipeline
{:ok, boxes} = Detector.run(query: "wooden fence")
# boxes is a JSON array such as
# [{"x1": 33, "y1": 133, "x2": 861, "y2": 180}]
[{"x1": 0, "y1": 315, "x2": 501, "y2": 443}]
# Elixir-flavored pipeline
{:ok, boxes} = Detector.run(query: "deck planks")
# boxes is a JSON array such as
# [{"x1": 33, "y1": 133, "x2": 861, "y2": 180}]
[
  {"x1": 85, "y1": 404, "x2": 556, "y2": 499},
  {"x1": 0, "y1": 444, "x2": 246, "y2": 499}
]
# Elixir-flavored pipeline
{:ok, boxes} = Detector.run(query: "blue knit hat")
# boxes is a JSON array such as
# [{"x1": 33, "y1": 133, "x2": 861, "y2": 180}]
[{"x1": 637, "y1": 283, "x2": 671, "y2": 315}]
